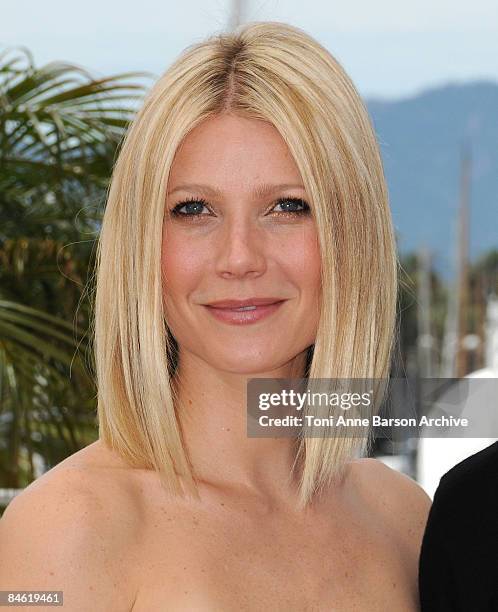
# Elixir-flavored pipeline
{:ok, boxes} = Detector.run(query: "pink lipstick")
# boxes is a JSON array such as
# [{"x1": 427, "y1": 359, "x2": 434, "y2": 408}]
[{"x1": 203, "y1": 297, "x2": 287, "y2": 325}]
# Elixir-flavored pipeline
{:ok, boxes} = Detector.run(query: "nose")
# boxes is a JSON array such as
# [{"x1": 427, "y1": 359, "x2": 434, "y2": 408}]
[{"x1": 214, "y1": 218, "x2": 267, "y2": 280}]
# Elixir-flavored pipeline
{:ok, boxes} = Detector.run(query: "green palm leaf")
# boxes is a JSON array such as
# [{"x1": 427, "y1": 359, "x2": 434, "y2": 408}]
[{"x1": 0, "y1": 46, "x2": 152, "y2": 490}]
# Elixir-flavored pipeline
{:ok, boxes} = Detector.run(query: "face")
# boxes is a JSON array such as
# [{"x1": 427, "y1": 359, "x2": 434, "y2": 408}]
[{"x1": 161, "y1": 113, "x2": 322, "y2": 375}]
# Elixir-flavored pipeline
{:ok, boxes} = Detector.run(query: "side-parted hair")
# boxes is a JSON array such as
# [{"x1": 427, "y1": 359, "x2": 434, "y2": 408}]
[{"x1": 93, "y1": 21, "x2": 398, "y2": 508}]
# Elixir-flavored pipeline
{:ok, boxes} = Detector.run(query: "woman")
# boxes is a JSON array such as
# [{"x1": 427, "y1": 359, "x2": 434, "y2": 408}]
[{"x1": 0, "y1": 21, "x2": 431, "y2": 611}]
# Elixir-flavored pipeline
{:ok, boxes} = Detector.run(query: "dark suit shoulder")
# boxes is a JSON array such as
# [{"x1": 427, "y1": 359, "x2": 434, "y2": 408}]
[
  {"x1": 419, "y1": 442, "x2": 498, "y2": 610},
  {"x1": 429, "y1": 441, "x2": 498, "y2": 523},
  {"x1": 439, "y1": 441, "x2": 498, "y2": 489}
]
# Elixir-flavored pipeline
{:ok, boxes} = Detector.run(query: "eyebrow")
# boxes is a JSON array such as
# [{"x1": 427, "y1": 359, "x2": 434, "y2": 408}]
[{"x1": 167, "y1": 182, "x2": 306, "y2": 198}]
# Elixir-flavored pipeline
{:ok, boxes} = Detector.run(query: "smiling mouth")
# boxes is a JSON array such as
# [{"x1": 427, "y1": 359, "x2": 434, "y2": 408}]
[
  {"x1": 202, "y1": 300, "x2": 287, "y2": 325},
  {"x1": 204, "y1": 297, "x2": 286, "y2": 308}
]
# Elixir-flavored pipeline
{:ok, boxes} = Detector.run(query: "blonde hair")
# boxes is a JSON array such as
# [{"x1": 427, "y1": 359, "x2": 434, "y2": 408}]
[{"x1": 93, "y1": 21, "x2": 398, "y2": 508}]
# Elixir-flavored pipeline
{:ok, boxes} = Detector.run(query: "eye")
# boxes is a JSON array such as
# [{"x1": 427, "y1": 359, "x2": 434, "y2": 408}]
[
  {"x1": 170, "y1": 197, "x2": 211, "y2": 219},
  {"x1": 270, "y1": 197, "x2": 311, "y2": 216},
  {"x1": 168, "y1": 195, "x2": 311, "y2": 221}
]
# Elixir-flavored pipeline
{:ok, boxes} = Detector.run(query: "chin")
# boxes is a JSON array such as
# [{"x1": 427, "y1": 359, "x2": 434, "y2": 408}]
[{"x1": 208, "y1": 351, "x2": 289, "y2": 376}]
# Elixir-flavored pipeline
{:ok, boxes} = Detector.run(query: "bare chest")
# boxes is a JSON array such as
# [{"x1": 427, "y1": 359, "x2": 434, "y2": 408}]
[{"x1": 130, "y1": 502, "x2": 418, "y2": 612}]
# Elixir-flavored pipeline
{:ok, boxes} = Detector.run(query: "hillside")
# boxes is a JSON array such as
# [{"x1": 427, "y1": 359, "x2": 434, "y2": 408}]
[{"x1": 367, "y1": 81, "x2": 498, "y2": 276}]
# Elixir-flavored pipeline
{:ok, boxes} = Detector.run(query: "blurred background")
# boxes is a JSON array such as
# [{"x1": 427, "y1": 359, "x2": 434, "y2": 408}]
[{"x1": 1, "y1": 0, "x2": 497, "y2": 513}]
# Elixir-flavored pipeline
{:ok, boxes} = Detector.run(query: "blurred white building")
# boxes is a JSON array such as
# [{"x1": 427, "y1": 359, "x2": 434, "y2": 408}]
[{"x1": 417, "y1": 294, "x2": 498, "y2": 498}]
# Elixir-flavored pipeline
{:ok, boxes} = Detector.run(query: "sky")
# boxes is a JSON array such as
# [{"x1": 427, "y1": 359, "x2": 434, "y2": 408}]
[{"x1": 2, "y1": 0, "x2": 498, "y2": 100}]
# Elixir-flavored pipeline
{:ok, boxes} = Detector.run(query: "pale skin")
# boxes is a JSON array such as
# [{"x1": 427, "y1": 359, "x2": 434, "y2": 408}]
[{"x1": 0, "y1": 113, "x2": 432, "y2": 611}]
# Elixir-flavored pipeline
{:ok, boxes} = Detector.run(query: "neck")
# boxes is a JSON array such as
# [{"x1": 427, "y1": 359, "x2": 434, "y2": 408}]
[{"x1": 172, "y1": 348, "x2": 309, "y2": 503}]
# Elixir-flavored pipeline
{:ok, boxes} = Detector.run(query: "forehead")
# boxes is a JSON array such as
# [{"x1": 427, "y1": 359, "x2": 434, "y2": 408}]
[{"x1": 168, "y1": 114, "x2": 303, "y2": 188}]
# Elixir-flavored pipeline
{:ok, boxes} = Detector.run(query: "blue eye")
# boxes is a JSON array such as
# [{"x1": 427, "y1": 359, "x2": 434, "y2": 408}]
[
  {"x1": 169, "y1": 196, "x2": 311, "y2": 220},
  {"x1": 170, "y1": 197, "x2": 210, "y2": 217},
  {"x1": 271, "y1": 197, "x2": 310, "y2": 215}
]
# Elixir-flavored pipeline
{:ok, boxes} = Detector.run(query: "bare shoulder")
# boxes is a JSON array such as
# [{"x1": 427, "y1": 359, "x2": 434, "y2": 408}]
[
  {"x1": 0, "y1": 440, "x2": 141, "y2": 611},
  {"x1": 346, "y1": 457, "x2": 432, "y2": 553}
]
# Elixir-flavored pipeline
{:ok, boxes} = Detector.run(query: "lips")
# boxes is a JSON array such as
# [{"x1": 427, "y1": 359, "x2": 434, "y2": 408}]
[
  {"x1": 205, "y1": 297, "x2": 285, "y2": 309},
  {"x1": 202, "y1": 298, "x2": 287, "y2": 325}
]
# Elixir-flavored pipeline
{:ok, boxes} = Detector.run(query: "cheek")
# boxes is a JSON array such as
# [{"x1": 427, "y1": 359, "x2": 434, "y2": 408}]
[
  {"x1": 161, "y1": 228, "x2": 204, "y2": 297},
  {"x1": 278, "y1": 226, "x2": 322, "y2": 294}
]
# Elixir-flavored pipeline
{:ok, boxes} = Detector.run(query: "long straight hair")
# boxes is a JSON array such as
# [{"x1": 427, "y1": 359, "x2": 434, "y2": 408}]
[{"x1": 93, "y1": 21, "x2": 398, "y2": 508}]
